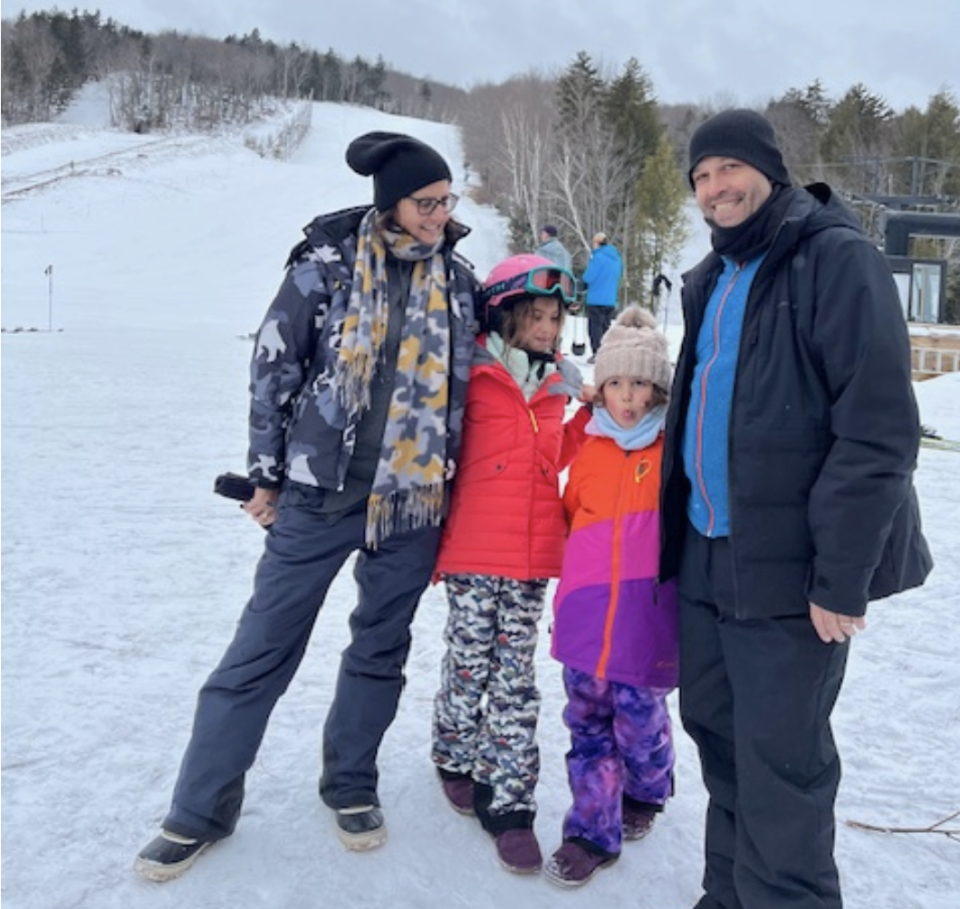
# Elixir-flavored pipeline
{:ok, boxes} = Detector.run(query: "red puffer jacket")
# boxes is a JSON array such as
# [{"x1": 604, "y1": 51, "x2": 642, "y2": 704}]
[{"x1": 435, "y1": 348, "x2": 589, "y2": 581}]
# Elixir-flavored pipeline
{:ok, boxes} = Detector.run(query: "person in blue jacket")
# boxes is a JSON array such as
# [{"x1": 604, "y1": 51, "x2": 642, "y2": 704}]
[{"x1": 581, "y1": 232, "x2": 623, "y2": 362}]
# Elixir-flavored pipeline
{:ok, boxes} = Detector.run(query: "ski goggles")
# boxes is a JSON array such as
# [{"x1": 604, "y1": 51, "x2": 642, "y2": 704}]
[{"x1": 482, "y1": 266, "x2": 577, "y2": 305}]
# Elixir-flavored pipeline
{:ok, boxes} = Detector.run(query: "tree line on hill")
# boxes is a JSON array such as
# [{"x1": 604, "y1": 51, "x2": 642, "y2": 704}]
[{"x1": 3, "y1": 7, "x2": 959, "y2": 321}]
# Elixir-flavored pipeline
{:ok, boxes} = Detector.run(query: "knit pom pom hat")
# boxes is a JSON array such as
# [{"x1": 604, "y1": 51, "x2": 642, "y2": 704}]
[
  {"x1": 594, "y1": 306, "x2": 672, "y2": 393},
  {"x1": 345, "y1": 131, "x2": 452, "y2": 212},
  {"x1": 687, "y1": 108, "x2": 790, "y2": 188}
]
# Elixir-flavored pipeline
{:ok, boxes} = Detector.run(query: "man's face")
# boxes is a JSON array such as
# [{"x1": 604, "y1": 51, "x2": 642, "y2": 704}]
[{"x1": 691, "y1": 156, "x2": 773, "y2": 228}]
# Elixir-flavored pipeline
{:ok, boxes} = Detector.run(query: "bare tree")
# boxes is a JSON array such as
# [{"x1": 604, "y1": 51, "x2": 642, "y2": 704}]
[
  {"x1": 499, "y1": 104, "x2": 551, "y2": 248},
  {"x1": 2, "y1": 16, "x2": 62, "y2": 121}
]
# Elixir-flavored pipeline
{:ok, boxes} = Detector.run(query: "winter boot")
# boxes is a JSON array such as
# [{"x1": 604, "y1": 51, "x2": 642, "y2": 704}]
[
  {"x1": 622, "y1": 797, "x2": 662, "y2": 841},
  {"x1": 335, "y1": 805, "x2": 387, "y2": 851},
  {"x1": 544, "y1": 839, "x2": 618, "y2": 887},
  {"x1": 437, "y1": 769, "x2": 475, "y2": 815},
  {"x1": 495, "y1": 828, "x2": 543, "y2": 874},
  {"x1": 134, "y1": 830, "x2": 214, "y2": 882}
]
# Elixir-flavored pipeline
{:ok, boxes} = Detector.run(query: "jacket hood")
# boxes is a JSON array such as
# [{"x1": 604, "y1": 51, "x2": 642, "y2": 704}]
[
  {"x1": 592, "y1": 243, "x2": 621, "y2": 264},
  {"x1": 785, "y1": 182, "x2": 861, "y2": 239},
  {"x1": 764, "y1": 183, "x2": 864, "y2": 272}
]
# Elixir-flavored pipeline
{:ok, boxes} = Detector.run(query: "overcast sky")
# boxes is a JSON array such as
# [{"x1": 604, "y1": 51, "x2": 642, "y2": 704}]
[{"x1": 6, "y1": 0, "x2": 957, "y2": 112}]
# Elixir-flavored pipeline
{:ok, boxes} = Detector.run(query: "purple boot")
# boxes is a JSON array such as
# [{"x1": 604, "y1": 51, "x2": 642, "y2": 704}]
[{"x1": 495, "y1": 828, "x2": 543, "y2": 874}]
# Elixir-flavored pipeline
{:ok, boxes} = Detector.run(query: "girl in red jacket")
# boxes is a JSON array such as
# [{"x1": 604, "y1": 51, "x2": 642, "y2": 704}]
[
  {"x1": 431, "y1": 254, "x2": 591, "y2": 875},
  {"x1": 544, "y1": 306, "x2": 679, "y2": 887}
]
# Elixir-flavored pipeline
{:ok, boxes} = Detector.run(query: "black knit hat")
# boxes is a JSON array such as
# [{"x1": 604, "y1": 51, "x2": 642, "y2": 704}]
[
  {"x1": 687, "y1": 109, "x2": 790, "y2": 188},
  {"x1": 345, "y1": 131, "x2": 452, "y2": 212}
]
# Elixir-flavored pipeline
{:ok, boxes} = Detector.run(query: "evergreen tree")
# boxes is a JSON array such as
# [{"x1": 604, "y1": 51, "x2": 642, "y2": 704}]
[
  {"x1": 604, "y1": 58, "x2": 661, "y2": 172},
  {"x1": 821, "y1": 84, "x2": 894, "y2": 193},
  {"x1": 768, "y1": 81, "x2": 833, "y2": 182},
  {"x1": 635, "y1": 133, "x2": 690, "y2": 314},
  {"x1": 555, "y1": 51, "x2": 604, "y2": 129},
  {"x1": 895, "y1": 90, "x2": 960, "y2": 198},
  {"x1": 603, "y1": 58, "x2": 662, "y2": 304}
]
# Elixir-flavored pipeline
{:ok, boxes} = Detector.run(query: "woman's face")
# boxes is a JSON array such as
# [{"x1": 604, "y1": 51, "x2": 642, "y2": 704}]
[
  {"x1": 393, "y1": 179, "x2": 454, "y2": 245},
  {"x1": 512, "y1": 296, "x2": 562, "y2": 353}
]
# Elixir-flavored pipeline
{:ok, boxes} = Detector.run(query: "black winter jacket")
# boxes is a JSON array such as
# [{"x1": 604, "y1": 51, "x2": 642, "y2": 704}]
[{"x1": 661, "y1": 184, "x2": 932, "y2": 618}]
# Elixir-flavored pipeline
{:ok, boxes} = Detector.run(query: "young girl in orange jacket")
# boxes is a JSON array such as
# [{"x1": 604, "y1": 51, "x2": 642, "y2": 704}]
[
  {"x1": 430, "y1": 254, "x2": 591, "y2": 874},
  {"x1": 544, "y1": 306, "x2": 679, "y2": 887}
]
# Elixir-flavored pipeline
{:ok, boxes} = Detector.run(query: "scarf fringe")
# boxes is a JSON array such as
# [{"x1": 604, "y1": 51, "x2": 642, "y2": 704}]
[
  {"x1": 365, "y1": 484, "x2": 446, "y2": 549},
  {"x1": 336, "y1": 349, "x2": 376, "y2": 413}
]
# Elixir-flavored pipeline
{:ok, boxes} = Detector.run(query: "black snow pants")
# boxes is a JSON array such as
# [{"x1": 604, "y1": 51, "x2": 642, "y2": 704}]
[
  {"x1": 163, "y1": 486, "x2": 441, "y2": 841},
  {"x1": 587, "y1": 304, "x2": 615, "y2": 355},
  {"x1": 678, "y1": 528, "x2": 849, "y2": 909}
]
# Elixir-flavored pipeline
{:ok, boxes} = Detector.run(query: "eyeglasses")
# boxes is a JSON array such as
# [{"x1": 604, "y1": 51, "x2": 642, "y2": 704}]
[
  {"x1": 482, "y1": 266, "x2": 577, "y2": 304},
  {"x1": 407, "y1": 193, "x2": 459, "y2": 215}
]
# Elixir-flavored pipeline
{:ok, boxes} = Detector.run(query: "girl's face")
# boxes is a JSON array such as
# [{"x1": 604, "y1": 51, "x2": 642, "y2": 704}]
[
  {"x1": 512, "y1": 296, "x2": 561, "y2": 353},
  {"x1": 392, "y1": 179, "x2": 453, "y2": 245},
  {"x1": 601, "y1": 375, "x2": 657, "y2": 429}
]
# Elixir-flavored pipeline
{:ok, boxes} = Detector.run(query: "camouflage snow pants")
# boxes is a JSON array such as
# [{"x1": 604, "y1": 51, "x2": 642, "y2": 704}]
[{"x1": 432, "y1": 574, "x2": 547, "y2": 824}]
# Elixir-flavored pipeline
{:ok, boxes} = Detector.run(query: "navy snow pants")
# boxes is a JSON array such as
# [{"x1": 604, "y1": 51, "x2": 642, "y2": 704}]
[
  {"x1": 679, "y1": 529, "x2": 849, "y2": 909},
  {"x1": 163, "y1": 487, "x2": 441, "y2": 841}
]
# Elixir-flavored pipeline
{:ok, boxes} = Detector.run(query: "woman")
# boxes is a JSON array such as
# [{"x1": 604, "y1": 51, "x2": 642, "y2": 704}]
[{"x1": 135, "y1": 131, "x2": 479, "y2": 882}]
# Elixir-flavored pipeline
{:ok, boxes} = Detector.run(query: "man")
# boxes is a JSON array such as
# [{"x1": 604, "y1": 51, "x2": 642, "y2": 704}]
[
  {"x1": 581, "y1": 231, "x2": 623, "y2": 362},
  {"x1": 660, "y1": 109, "x2": 932, "y2": 909},
  {"x1": 535, "y1": 223, "x2": 573, "y2": 271}
]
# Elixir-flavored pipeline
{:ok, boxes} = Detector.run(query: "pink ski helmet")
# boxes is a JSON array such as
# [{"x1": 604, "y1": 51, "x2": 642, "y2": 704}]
[{"x1": 481, "y1": 254, "x2": 576, "y2": 311}]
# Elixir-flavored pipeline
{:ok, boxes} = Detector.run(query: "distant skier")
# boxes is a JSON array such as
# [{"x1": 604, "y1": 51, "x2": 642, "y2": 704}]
[{"x1": 581, "y1": 232, "x2": 623, "y2": 363}]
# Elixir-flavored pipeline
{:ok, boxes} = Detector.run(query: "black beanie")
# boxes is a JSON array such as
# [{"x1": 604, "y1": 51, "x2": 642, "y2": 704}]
[
  {"x1": 687, "y1": 109, "x2": 790, "y2": 188},
  {"x1": 345, "y1": 131, "x2": 452, "y2": 212}
]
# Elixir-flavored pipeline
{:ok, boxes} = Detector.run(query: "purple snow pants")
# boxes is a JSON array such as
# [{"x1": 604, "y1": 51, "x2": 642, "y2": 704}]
[{"x1": 560, "y1": 665, "x2": 674, "y2": 855}]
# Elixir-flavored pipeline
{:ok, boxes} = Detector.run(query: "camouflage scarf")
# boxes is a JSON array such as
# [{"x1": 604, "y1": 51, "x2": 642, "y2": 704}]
[{"x1": 336, "y1": 209, "x2": 451, "y2": 547}]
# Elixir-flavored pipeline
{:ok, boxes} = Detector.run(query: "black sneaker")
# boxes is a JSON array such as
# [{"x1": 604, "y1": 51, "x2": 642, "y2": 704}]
[
  {"x1": 133, "y1": 830, "x2": 213, "y2": 882},
  {"x1": 335, "y1": 805, "x2": 387, "y2": 851}
]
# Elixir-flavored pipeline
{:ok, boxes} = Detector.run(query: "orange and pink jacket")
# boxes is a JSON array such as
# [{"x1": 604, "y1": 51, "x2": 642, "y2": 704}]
[
  {"x1": 551, "y1": 433, "x2": 679, "y2": 689},
  {"x1": 435, "y1": 342, "x2": 589, "y2": 581}
]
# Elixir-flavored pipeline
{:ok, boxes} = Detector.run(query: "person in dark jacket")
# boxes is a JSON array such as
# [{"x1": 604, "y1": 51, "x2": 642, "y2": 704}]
[
  {"x1": 581, "y1": 232, "x2": 623, "y2": 362},
  {"x1": 661, "y1": 109, "x2": 932, "y2": 909},
  {"x1": 135, "y1": 131, "x2": 480, "y2": 882}
]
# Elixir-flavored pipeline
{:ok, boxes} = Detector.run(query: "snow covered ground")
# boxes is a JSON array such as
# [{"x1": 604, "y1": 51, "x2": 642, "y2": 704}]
[{"x1": 2, "y1": 96, "x2": 958, "y2": 909}]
